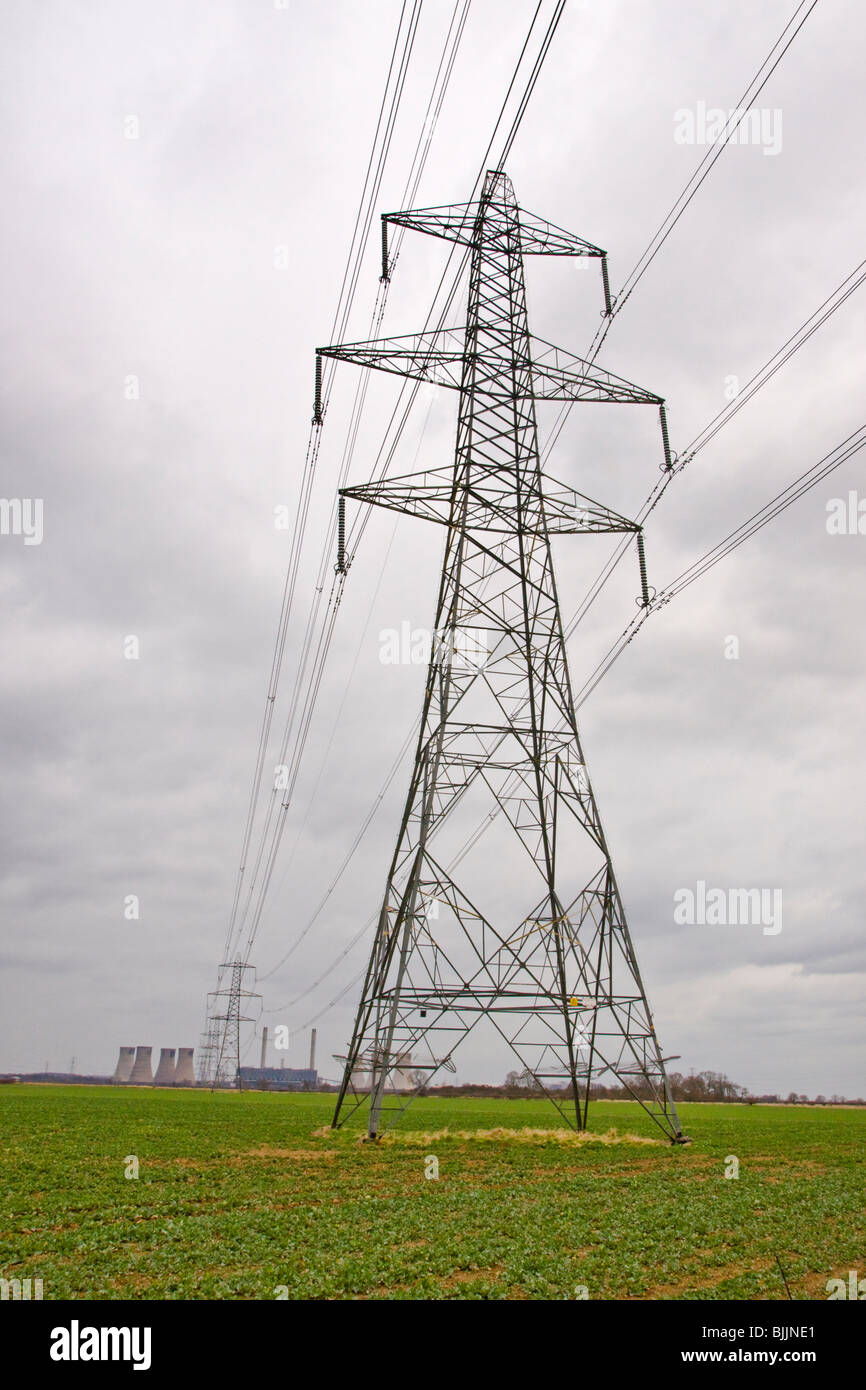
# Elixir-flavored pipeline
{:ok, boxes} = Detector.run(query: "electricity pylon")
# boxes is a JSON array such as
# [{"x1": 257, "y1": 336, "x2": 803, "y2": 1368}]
[
  {"x1": 321, "y1": 169, "x2": 685, "y2": 1143},
  {"x1": 196, "y1": 1020, "x2": 220, "y2": 1086},
  {"x1": 208, "y1": 959, "x2": 260, "y2": 1089}
]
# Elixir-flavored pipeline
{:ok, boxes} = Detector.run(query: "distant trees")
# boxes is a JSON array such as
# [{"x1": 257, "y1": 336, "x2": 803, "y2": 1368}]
[
  {"x1": 421, "y1": 1070, "x2": 866, "y2": 1106},
  {"x1": 502, "y1": 1068, "x2": 754, "y2": 1102},
  {"x1": 504, "y1": 1068, "x2": 544, "y2": 1097},
  {"x1": 666, "y1": 1071, "x2": 750, "y2": 1102}
]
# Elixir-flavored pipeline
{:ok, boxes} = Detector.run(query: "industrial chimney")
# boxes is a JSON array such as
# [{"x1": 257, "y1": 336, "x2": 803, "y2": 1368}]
[
  {"x1": 260, "y1": 1026, "x2": 269, "y2": 1070},
  {"x1": 153, "y1": 1048, "x2": 177, "y2": 1085},
  {"x1": 309, "y1": 1028, "x2": 317, "y2": 1072},
  {"x1": 173, "y1": 1047, "x2": 196, "y2": 1086},
  {"x1": 128, "y1": 1046, "x2": 153, "y2": 1085},
  {"x1": 111, "y1": 1046, "x2": 135, "y2": 1085}
]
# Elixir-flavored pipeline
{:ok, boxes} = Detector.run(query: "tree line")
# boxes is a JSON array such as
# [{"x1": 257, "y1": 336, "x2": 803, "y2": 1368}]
[{"x1": 409, "y1": 1068, "x2": 864, "y2": 1105}]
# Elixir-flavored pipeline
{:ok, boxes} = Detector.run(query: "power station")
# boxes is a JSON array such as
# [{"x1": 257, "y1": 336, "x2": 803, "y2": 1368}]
[{"x1": 111, "y1": 1046, "x2": 198, "y2": 1086}]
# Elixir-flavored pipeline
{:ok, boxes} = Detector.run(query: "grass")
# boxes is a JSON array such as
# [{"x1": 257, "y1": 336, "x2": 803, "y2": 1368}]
[{"x1": 0, "y1": 1085, "x2": 863, "y2": 1300}]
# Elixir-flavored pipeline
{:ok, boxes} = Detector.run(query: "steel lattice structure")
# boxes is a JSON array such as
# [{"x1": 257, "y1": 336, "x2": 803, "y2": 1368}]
[
  {"x1": 321, "y1": 169, "x2": 685, "y2": 1143},
  {"x1": 196, "y1": 1020, "x2": 220, "y2": 1086},
  {"x1": 207, "y1": 959, "x2": 260, "y2": 1090}
]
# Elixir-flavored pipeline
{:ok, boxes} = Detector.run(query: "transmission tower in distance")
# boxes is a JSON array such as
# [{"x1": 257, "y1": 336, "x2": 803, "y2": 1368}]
[
  {"x1": 320, "y1": 169, "x2": 685, "y2": 1143},
  {"x1": 196, "y1": 1018, "x2": 220, "y2": 1086},
  {"x1": 209, "y1": 959, "x2": 260, "y2": 1090}
]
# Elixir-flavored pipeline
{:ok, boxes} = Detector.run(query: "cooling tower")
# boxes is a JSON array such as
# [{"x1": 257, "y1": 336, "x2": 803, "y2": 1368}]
[
  {"x1": 153, "y1": 1047, "x2": 177, "y2": 1085},
  {"x1": 174, "y1": 1047, "x2": 196, "y2": 1086},
  {"x1": 111, "y1": 1046, "x2": 135, "y2": 1084},
  {"x1": 128, "y1": 1045, "x2": 153, "y2": 1084}
]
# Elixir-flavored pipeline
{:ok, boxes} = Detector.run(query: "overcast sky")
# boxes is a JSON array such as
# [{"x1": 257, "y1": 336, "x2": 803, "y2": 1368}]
[{"x1": 1, "y1": 0, "x2": 863, "y2": 1100}]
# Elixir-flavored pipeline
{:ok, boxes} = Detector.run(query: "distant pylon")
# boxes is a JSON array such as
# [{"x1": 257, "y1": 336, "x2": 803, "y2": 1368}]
[
  {"x1": 210, "y1": 960, "x2": 261, "y2": 1089},
  {"x1": 324, "y1": 169, "x2": 685, "y2": 1143},
  {"x1": 196, "y1": 1020, "x2": 220, "y2": 1085}
]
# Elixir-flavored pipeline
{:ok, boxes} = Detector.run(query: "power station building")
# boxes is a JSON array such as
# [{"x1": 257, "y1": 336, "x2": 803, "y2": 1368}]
[{"x1": 237, "y1": 1067, "x2": 318, "y2": 1091}]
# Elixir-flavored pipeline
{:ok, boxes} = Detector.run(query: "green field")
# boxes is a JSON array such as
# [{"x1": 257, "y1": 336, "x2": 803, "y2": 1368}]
[{"x1": 1, "y1": 1086, "x2": 863, "y2": 1300}]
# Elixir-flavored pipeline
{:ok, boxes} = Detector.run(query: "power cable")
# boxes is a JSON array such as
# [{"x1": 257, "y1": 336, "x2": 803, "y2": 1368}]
[
  {"x1": 242, "y1": 2, "x2": 571, "y2": 975},
  {"x1": 251, "y1": 0, "x2": 823, "y2": 1017}
]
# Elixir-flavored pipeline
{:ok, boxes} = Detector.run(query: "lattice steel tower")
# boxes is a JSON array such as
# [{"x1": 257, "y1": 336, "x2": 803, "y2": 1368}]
[
  {"x1": 208, "y1": 959, "x2": 260, "y2": 1090},
  {"x1": 321, "y1": 170, "x2": 685, "y2": 1142}
]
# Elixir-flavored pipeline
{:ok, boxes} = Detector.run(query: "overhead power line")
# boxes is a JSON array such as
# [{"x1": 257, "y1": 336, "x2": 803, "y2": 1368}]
[
  {"x1": 661, "y1": 422, "x2": 866, "y2": 601},
  {"x1": 264, "y1": 242, "x2": 865, "y2": 1005},
  {"x1": 563, "y1": 250, "x2": 866, "y2": 649},
  {"x1": 200, "y1": 3, "x2": 442, "y2": 1075},
  {"x1": 249, "y1": 1, "x2": 827, "y2": 1035},
  {"x1": 594, "y1": 0, "x2": 820, "y2": 332},
  {"x1": 239, "y1": 1, "x2": 572, "y2": 977},
  {"x1": 217, "y1": 1, "x2": 448, "y2": 981}
]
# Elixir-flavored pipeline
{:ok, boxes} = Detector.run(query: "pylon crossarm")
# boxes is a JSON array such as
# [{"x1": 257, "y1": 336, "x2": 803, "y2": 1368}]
[
  {"x1": 341, "y1": 467, "x2": 640, "y2": 535},
  {"x1": 318, "y1": 328, "x2": 465, "y2": 389},
  {"x1": 384, "y1": 199, "x2": 605, "y2": 259},
  {"x1": 317, "y1": 329, "x2": 663, "y2": 405},
  {"x1": 529, "y1": 337, "x2": 663, "y2": 404}
]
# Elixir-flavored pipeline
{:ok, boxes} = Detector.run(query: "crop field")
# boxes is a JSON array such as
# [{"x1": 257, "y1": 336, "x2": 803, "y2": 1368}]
[{"x1": 1, "y1": 1085, "x2": 863, "y2": 1301}]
